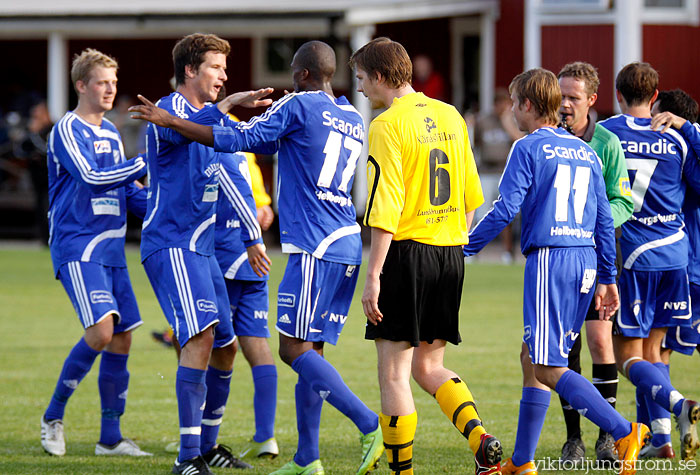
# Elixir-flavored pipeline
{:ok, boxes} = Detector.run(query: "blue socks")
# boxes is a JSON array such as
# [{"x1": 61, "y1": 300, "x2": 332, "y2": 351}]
[
  {"x1": 98, "y1": 351, "x2": 129, "y2": 446},
  {"x1": 512, "y1": 387, "x2": 550, "y2": 466},
  {"x1": 648, "y1": 363, "x2": 672, "y2": 447},
  {"x1": 291, "y1": 350, "x2": 378, "y2": 435},
  {"x1": 252, "y1": 364, "x2": 277, "y2": 443},
  {"x1": 200, "y1": 366, "x2": 232, "y2": 455},
  {"x1": 176, "y1": 366, "x2": 207, "y2": 463},
  {"x1": 293, "y1": 378, "x2": 323, "y2": 466},
  {"x1": 555, "y1": 369, "x2": 632, "y2": 441},
  {"x1": 628, "y1": 360, "x2": 684, "y2": 416},
  {"x1": 45, "y1": 338, "x2": 100, "y2": 421}
]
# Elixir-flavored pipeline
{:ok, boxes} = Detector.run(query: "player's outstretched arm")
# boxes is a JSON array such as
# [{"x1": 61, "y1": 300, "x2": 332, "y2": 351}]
[
  {"x1": 216, "y1": 88, "x2": 274, "y2": 114},
  {"x1": 130, "y1": 95, "x2": 216, "y2": 146},
  {"x1": 594, "y1": 283, "x2": 619, "y2": 321},
  {"x1": 246, "y1": 243, "x2": 271, "y2": 277},
  {"x1": 651, "y1": 111, "x2": 686, "y2": 133}
]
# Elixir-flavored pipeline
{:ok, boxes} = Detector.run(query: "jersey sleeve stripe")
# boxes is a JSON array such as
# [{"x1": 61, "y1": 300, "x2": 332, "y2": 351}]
[
  {"x1": 57, "y1": 115, "x2": 144, "y2": 185},
  {"x1": 219, "y1": 167, "x2": 262, "y2": 241},
  {"x1": 236, "y1": 92, "x2": 298, "y2": 131}
]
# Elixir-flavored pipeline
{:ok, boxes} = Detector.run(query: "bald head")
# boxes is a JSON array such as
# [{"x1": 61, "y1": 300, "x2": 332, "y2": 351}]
[{"x1": 293, "y1": 40, "x2": 336, "y2": 82}]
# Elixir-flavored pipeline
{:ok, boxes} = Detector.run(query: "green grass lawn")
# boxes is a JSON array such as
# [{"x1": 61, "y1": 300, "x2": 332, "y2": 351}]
[{"x1": 0, "y1": 245, "x2": 698, "y2": 474}]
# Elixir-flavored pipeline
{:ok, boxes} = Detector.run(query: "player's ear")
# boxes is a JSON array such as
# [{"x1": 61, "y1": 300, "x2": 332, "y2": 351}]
[
  {"x1": 587, "y1": 92, "x2": 598, "y2": 108},
  {"x1": 184, "y1": 64, "x2": 197, "y2": 80},
  {"x1": 75, "y1": 79, "x2": 87, "y2": 95}
]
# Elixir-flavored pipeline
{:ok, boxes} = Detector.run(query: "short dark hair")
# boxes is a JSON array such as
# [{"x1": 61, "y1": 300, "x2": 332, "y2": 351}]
[
  {"x1": 172, "y1": 33, "x2": 231, "y2": 86},
  {"x1": 558, "y1": 61, "x2": 599, "y2": 97},
  {"x1": 655, "y1": 89, "x2": 699, "y2": 122},
  {"x1": 509, "y1": 68, "x2": 561, "y2": 125},
  {"x1": 615, "y1": 62, "x2": 658, "y2": 106},
  {"x1": 349, "y1": 37, "x2": 412, "y2": 89}
]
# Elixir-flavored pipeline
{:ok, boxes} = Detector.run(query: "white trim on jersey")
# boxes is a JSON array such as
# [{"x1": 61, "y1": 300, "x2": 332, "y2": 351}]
[
  {"x1": 68, "y1": 261, "x2": 94, "y2": 327},
  {"x1": 142, "y1": 183, "x2": 160, "y2": 230},
  {"x1": 224, "y1": 252, "x2": 248, "y2": 280},
  {"x1": 219, "y1": 166, "x2": 261, "y2": 241},
  {"x1": 169, "y1": 248, "x2": 200, "y2": 337},
  {"x1": 56, "y1": 113, "x2": 144, "y2": 185},
  {"x1": 236, "y1": 92, "x2": 300, "y2": 131},
  {"x1": 535, "y1": 247, "x2": 550, "y2": 366},
  {"x1": 189, "y1": 214, "x2": 216, "y2": 252},
  {"x1": 313, "y1": 223, "x2": 361, "y2": 259},
  {"x1": 81, "y1": 224, "x2": 127, "y2": 262},
  {"x1": 623, "y1": 228, "x2": 686, "y2": 269}
]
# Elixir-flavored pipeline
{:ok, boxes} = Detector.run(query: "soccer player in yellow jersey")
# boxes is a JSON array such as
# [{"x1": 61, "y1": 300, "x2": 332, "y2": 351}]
[{"x1": 350, "y1": 37, "x2": 503, "y2": 475}]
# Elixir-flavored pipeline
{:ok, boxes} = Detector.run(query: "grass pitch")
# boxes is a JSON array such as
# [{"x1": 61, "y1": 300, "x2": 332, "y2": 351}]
[{"x1": 0, "y1": 245, "x2": 698, "y2": 474}]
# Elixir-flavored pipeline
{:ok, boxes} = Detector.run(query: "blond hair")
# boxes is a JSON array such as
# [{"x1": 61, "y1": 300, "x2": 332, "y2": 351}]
[
  {"x1": 71, "y1": 48, "x2": 118, "y2": 93},
  {"x1": 558, "y1": 61, "x2": 600, "y2": 97}
]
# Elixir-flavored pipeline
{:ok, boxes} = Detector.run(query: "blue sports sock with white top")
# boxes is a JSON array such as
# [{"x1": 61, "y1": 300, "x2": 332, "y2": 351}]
[
  {"x1": 98, "y1": 351, "x2": 129, "y2": 446},
  {"x1": 555, "y1": 369, "x2": 632, "y2": 441},
  {"x1": 628, "y1": 360, "x2": 684, "y2": 416},
  {"x1": 252, "y1": 364, "x2": 277, "y2": 442},
  {"x1": 45, "y1": 338, "x2": 100, "y2": 421},
  {"x1": 293, "y1": 378, "x2": 323, "y2": 466},
  {"x1": 291, "y1": 350, "x2": 378, "y2": 435},
  {"x1": 200, "y1": 365, "x2": 232, "y2": 455},
  {"x1": 511, "y1": 387, "x2": 550, "y2": 466},
  {"x1": 176, "y1": 366, "x2": 207, "y2": 463}
]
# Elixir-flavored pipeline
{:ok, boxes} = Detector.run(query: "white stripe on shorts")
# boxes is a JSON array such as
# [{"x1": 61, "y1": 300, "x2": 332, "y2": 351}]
[
  {"x1": 69, "y1": 261, "x2": 94, "y2": 327},
  {"x1": 169, "y1": 248, "x2": 200, "y2": 337},
  {"x1": 536, "y1": 248, "x2": 550, "y2": 365}
]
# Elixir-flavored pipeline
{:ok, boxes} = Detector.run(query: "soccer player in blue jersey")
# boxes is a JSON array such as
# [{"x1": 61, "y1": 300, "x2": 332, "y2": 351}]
[
  {"x1": 215, "y1": 150, "x2": 279, "y2": 460},
  {"x1": 139, "y1": 34, "x2": 270, "y2": 474},
  {"x1": 600, "y1": 63, "x2": 700, "y2": 463},
  {"x1": 464, "y1": 68, "x2": 648, "y2": 475},
  {"x1": 556, "y1": 61, "x2": 633, "y2": 466},
  {"x1": 645, "y1": 89, "x2": 700, "y2": 459},
  {"x1": 131, "y1": 40, "x2": 384, "y2": 475},
  {"x1": 41, "y1": 48, "x2": 151, "y2": 458}
]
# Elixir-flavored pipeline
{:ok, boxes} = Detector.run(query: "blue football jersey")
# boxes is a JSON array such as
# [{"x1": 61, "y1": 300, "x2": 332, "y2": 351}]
[
  {"x1": 466, "y1": 126, "x2": 616, "y2": 282},
  {"x1": 47, "y1": 112, "x2": 147, "y2": 275},
  {"x1": 599, "y1": 115, "x2": 700, "y2": 271},
  {"x1": 209, "y1": 91, "x2": 364, "y2": 265},
  {"x1": 141, "y1": 92, "x2": 224, "y2": 261},
  {"x1": 679, "y1": 121, "x2": 700, "y2": 283},
  {"x1": 215, "y1": 152, "x2": 266, "y2": 281}
]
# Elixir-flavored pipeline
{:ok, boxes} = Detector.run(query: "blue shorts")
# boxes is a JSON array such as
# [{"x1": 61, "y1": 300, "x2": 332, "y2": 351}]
[
  {"x1": 58, "y1": 261, "x2": 142, "y2": 333},
  {"x1": 523, "y1": 247, "x2": 597, "y2": 367},
  {"x1": 615, "y1": 267, "x2": 691, "y2": 338},
  {"x1": 144, "y1": 248, "x2": 234, "y2": 348},
  {"x1": 662, "y1": 283, "x2": 700, "y2": 355},
  {"x1": 276, "y1": 252, "x2": 358, "y2": 345},
  {"x1": 226, "y1": 279, "x2": 270, "y2": 338}
]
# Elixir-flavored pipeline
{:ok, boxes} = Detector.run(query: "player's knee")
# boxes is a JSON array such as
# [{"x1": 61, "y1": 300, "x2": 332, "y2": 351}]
[{"x1": 277, "y1": 345, "x2": 295, "y2": 367}]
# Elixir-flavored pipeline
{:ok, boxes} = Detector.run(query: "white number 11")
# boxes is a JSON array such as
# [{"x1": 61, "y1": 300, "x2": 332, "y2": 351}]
[{"x1": 554, "y1": 164, "x2": 591, "y2": 224}]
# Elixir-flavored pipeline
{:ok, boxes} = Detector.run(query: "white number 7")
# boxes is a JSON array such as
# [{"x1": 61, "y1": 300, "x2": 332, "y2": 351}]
[
  {"x1": 554, "y1": 164, "x2": 591, "y2": 223},
  {"x1": 625, "y1": 158, "x2": 658, "y2": 212},
  {"x1": 317, "y1": 130, "x2": 362, "y2": 192}
]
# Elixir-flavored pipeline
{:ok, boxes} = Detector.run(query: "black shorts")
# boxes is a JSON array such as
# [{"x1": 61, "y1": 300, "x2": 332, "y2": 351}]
[
  {"x1": 365, "y1": 240, "x2": 463, "y2": 347},
  {"x1": 585, "y1": 227, "x2": 623, "y2": 321}
]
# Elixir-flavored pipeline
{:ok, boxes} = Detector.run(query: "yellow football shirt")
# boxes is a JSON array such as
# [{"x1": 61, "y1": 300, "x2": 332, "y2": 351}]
[{"x1": 364, "y1": 92, "x2": 483, "y2": 246}]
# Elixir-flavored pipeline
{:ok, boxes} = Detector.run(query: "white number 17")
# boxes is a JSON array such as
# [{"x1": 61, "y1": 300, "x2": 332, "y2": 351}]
[{"x1": 317, "y1": 130, "x2": 362, "y2": 192}]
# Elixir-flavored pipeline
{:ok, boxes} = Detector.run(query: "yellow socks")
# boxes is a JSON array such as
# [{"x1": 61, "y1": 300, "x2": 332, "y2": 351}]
[
  {"x1": 379, "y1": 411, "x2": 417, "y2": 474},
  {"x1": 435, "y1": 377, "x2": 486, "y2": 454}
]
